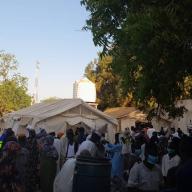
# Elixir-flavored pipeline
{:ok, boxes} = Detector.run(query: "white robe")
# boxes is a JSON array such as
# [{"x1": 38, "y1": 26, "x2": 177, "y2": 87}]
[
  {"x1": 54, "y1": 138, "x2": 62, "y2": 174},
  {"x1": 128, "y1": 162, "x2": 163, "y2": 191},
  {"x1": 162, "y1": 154, "x2": 180, "y2": 177},
  {"x1": 76, "y1": 140, "x2": 97, "y2": 157},
  {"x1": 54, "y1": 158, "x2": 76, "y2": 192}
]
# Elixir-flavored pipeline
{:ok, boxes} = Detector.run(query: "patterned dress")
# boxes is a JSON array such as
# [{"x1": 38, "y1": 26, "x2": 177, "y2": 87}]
[{"x1": 0, "y1": 141, "x2": 24, "y2": 192}]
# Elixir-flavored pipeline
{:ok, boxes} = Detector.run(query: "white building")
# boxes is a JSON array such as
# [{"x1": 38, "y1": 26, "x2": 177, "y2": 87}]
[
  {"x1": 105, "y1": 107, "x2": 147, "y2": 132},
  {"x1": 152, "y1": 99, "x2": 192, "y2": 133},
  {"x1": 73, "y1": 77, "x2": 97, "y2": 107}
]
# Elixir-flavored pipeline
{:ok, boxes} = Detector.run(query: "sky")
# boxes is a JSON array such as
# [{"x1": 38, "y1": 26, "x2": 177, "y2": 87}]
[{"x1": 0, "y1": 0, "x2": 100, "y2": 100}]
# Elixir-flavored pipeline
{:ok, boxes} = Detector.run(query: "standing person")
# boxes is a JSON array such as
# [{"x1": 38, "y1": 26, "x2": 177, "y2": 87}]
[
  {"x1": 77, "y1": 127, "x2": 86, "y2": 146},
  {"x1": 159, "y1": 127, "x2": 165, "y2": 136},
  {"x1": 49, "y1": 132, "x2": 62, "y2": 174},
  {"x1": 40, "y1": 135, "x2": 58, "y2": 192},
  {"x1": 0, "y1": 128, "x2": 16, "y2": 152},
  {"x1": 176, "y1": 136, "x2": 192, "y2": 192},
  {"x1": 76, "y1": 132, "x2": 102, "y2": 158},
  {"x1": 125, "y1": 142, "x2": 142, "y2": 176},
  {"x1": 36, "y1": 128, "x2": 47, "y2": 149},
  {"x1": 150, "y1": 132, "x2": 159, "y2": 144},
  {"x1": 130, "y1": 126, "x2": 137, "y2": 140},
  {"x1": 0, "y1": 129, "x2": 11, "y2": 151},
  {"x1": 53, "y1": 134, "x2": 62, "y2": 174},
  {"x1": 60, "y1": 129, "x2": 77, "y2": 166},
  {"x1": 147, "y1": 127, "x2": 156, "y2": 140},
  {"x1": 158, "y1": 136, "x2": 168, "y2": 164},
  {"x1": 26, "y1": 129, "x2": 39, "y2": 192},
  {"x1": 121, "y1": 128, "x2": 132, "y2": 155},
  {"x1": 176, "y1": 128, "x2": 183, "y2": 138},
  {"x1": 105, "y1": 133, "x2": 123, "y2": 178},
  {"x1": 128, "y1": 143, "x2": 163, "y2": 192},
  {"x1": 16, "y1": 135, "x2": 30, "y2": 191},
  {"x1": 54, "y1": 150, "x2": 91, "y2": 192},
  {"x1": 162, "y1": 140, "x2": 181, "y2": 179},
  {"x1": 0, "y1": 141, "x2": 24, "y2": 192}
]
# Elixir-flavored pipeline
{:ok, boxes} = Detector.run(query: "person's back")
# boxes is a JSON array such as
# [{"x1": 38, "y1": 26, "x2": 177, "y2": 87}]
[
  {"x1": 54, "y1": 158, "x2": 76, "y2": 192},
  {"x1": 76, "y1": 139, "x2": 97, "y2": 157},
  {"x1": 176, "y1": 159, "x2": 192, "y2": 192},
  {"x1": 126, "y1": 153, "x2": 141, "y2": 173},
  {"x1": 128, "y1": 162, "x2": 162, "y2": 192},
  {"x1": 40, "y1": 135, "x2": 58, "y2": 192},
  {"x1": 16, "y1": 147, "x2": 29, "y2": 188},
  {"x1": 125, "y1": 142, "x2": 142, "y2": 174},
  {"x1": 176, "y1": 136, "x2": 192, "y2": 192},
  {"x1": 162, "y1": 154, "x2": 180, "y2": 177},
  {"x1": 40, "y1": 153, "x2": 57, "y2": 192},
  {"x1": 0, "y1": 141, "x2": 24, "y2": 192}
]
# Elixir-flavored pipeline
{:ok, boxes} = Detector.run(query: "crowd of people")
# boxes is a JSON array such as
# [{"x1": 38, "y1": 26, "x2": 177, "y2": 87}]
[{"x1": 0, "y1": 123, "x2": 192, "y2": 192}]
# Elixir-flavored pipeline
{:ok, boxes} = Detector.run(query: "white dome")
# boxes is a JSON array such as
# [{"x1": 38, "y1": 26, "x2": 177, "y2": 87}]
[{"x1": 73, "y1": 77, "x2": 96, "y2": 102}]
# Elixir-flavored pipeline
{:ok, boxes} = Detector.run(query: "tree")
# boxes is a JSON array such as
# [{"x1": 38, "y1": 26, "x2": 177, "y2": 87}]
[
  {"x1": 81, "y1": 0, "x2": 192, "y2": 118},
  {"x1": 0, "y1": 51, "x2": 31, "y2": 116},
  {"x1": 85, "y1": 55, "x2": 132, "y2": 111},
  {"x1": 41, "y1": 97, "x2": 61, "y2": 103}
]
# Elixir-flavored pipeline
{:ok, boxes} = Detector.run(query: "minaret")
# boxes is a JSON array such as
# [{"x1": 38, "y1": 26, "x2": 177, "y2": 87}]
[{"x1": 34, "y1": 61, "x2": 40, "y2": 103}]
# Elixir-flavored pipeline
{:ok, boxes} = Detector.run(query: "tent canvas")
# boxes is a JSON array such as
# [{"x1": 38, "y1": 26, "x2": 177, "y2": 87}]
[{"x1": 3, "y1": 99, "x2": 118, "y2": 142}]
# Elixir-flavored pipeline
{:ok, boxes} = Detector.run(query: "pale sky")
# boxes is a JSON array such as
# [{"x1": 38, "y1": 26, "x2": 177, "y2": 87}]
[{"x1": 0, "y1": 0, "x2": 100, "y2": 100}]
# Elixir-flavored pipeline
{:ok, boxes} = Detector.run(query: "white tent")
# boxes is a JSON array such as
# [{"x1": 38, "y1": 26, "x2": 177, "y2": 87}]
[{"x1": 3, "y1": 99, "x2": 118, "y2": 142}]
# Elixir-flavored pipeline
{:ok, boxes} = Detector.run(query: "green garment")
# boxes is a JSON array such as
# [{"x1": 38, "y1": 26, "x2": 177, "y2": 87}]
[{"x1": 40, "y1": 154, "x2": 57, "y2": 192}]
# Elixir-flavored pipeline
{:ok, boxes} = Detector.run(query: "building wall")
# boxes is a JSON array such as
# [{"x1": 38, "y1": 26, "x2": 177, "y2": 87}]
[
  {"x1": 119, "y1": 117, "x2": 136, "y2": 132},
  {"x1": 151, "y1": 118, "x2": 171, "y2": 131},
  {"x1": 172, "y1": 111, "x2": 192, "y2": 133},
  {"x1": 152, "y1": 100, "x2": 192, "y2": 133}
]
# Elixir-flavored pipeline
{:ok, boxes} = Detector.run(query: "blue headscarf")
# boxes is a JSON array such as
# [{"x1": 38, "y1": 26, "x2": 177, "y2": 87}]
[{"x1": 41, "y1": 135, "x2": 58, "y2": 160}]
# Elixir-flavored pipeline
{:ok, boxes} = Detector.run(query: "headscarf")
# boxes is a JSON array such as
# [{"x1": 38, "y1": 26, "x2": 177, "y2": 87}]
[
  {"x1": 36, "y1": 128, "x2": 47, "y2": 139},
  {"x1": 35, "y1": 129, "x2": 47, "y2": 149},
  {"x1": 3, "y1": 141, "x2": 21, "y2": 156},
  {"x1": 28, "y1": 129, "x2": 36, "y2": 138},
  {"x1": 0, "y1": 141, "x2": 23, "y2": 192},
  {"x1": 44, "y1": 135, "x2": 54, "y2": 145},
  {"x1": 41, "y1": 135, "x2": 58, "y2": 160},
  {"x1": 0, "y1": 128, "x2": 16, "y2": 150}
]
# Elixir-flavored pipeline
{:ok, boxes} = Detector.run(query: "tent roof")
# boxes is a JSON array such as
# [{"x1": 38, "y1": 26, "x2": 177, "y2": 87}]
[
  {"x1": 6, "y1": 99, "x2": 118, "y2": 125},
  {"x1": 105, "y1": 107, "x2": 147, "y2": 121}
]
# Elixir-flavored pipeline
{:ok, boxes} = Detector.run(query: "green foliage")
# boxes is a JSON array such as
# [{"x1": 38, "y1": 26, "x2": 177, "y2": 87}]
[
  {"x1": 0, "y1": 51, "x2": 17, "y2": 81},
  {"x1": 81, "y1": 0, "x2": 192, "y2": 117},
  {"x1": 85, "y1": 55, "x2": 132, "y2": 111},
  {"x1": 41, "y1": 97, "x2": 61, "y2": 103},
  {"x1": 0, "y1": 51, "x2": 31, "y2": 116}
]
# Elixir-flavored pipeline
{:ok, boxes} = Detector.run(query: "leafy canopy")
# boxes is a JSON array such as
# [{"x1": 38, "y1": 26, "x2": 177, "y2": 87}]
[
  {"x1": 0, "y1": 51, "x2": 31, "y2": 116},
  {"x1": 85, "y1": 55, "x2": 132, "y2": 111},
  {"x1": 81, "y1": 0, "x2": 192, "y2": 118}
]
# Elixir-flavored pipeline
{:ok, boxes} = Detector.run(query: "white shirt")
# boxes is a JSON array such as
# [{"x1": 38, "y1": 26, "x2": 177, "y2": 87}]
[
  {"x1": 67, "y1": 144, "x2": 75, "y2": 158},
  {"x1": 76, "y1": 140, "x2": 97, "y2": 157},
  {"x1": 147, "y1": 128, "x2": 156, "y2": 139},
  {"x1": 54, "y1": 158, "x2": 76, "y2": 192},
  {"x1": 53, "y1": 138, "x2": 62, "y2": 174},
  {"x1": 128, "y1": 162, "x2": 163, "y2": 191},
  {"x1": 162, "y1": 154, "x2": 180, "y2": 177}
]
